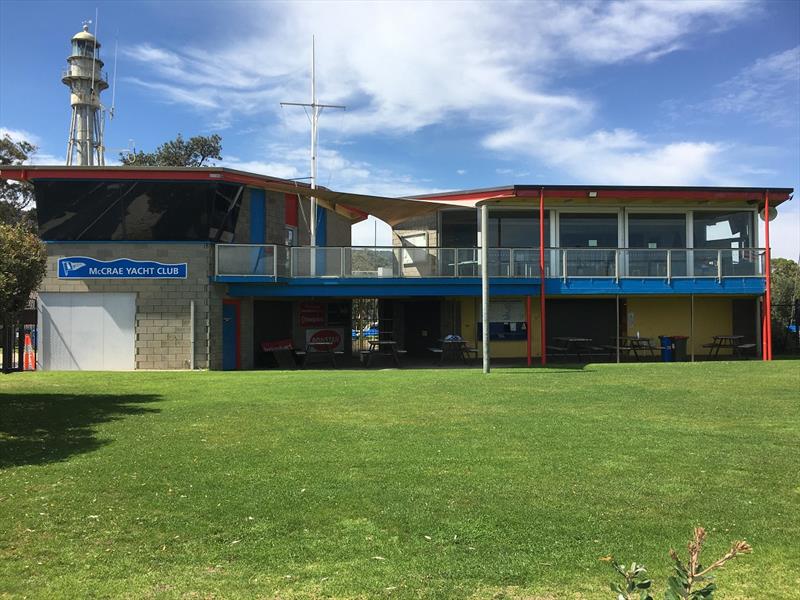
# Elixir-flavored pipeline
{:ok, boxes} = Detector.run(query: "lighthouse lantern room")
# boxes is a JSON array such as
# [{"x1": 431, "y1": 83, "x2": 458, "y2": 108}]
[{"x1": 63, "y1": 23, "x2": 109, "y2": 166}]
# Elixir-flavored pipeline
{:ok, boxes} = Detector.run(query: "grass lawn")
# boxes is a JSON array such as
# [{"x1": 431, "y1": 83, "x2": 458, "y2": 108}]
[{"x1": 1, "y1": 362, "x2": 799, "y2": 599}]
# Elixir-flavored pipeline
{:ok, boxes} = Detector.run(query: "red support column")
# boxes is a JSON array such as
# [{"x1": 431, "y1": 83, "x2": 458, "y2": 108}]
[
  {"x1": 526, "y1": 295, "x2": 532, "y2": 366},
  {"x1": 539, "y1": 187, "x2": 547, "y2": 366},
  {"x1": 764, "y1": 190, "x2": 773, "y2": 361}
]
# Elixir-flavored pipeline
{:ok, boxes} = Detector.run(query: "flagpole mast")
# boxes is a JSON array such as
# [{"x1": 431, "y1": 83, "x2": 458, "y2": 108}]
[
  {"x1": 310, "y1": 36, "x2": 317, "y2": 246},
  {"x1": 281, "y1": 36, "x2": 345, "y2": 248}
]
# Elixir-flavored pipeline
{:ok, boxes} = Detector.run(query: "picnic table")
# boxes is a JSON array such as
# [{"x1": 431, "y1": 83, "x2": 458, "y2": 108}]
[
  {"x1": 548, "y1": 337, "x2": 597, "y2": 361},
  {"x1": 363, "y1": 339, "x2": 404, "y2": 367},
  {"x1": 604, "y1": 336, "x2": 658, "y2": 361},
  {"x1": 703, "y1": 335, "x2": 753, "y2": 359},
  {"x1": 429, "y1": 337, "x2": 478, "y2": 364},
  {"x1": 297, "y1": 344, "x2": 344, "y2": 368}
]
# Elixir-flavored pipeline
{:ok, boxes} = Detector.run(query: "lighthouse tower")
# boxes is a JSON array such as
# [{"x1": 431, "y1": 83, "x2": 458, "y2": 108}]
[{"x1": 63, "y1": 23, "x2": 109, "y2": 165}]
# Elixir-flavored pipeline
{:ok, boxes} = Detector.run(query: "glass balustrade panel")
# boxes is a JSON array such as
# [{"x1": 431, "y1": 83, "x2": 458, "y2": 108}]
[{"x1": 217, "y1": 245, "x2": 275, "y2": 276}]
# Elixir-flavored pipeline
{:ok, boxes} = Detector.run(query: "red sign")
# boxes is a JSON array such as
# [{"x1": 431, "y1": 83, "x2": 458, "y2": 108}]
[
  {"x1": 299, "y1": 302, "x2": 325, "y2": 327},
  {"x1": 306, "y1": 328, "x2": 344, "y2": 352}
]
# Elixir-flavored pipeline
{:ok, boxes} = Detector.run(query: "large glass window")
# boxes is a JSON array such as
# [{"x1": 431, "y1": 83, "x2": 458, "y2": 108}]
[
  {"x1": 693, "y1": 210, "x2": 757, "y2": 276},
  {"x1": 559, "y1": 213, "x2": 618, "y2": 277},
  {"x1": 441, "y1": 209, "x2": 550, "y2": 248},
  {"x1": 559, "y1": 213, "x2": 618, "y2": 247},
  {"x1": 628, "y1": 214, "x2": 686, "y2": 248},
  {"x1": 487, "y1": 210, "x2": 550, "y2": 248},
  {"x1": 441, "y1": 209, "x2": 550, "y2": 276},
  {"x1": 486, "y1": 211, "x2": 550, "y2": 276},
  {"x1": 36, "y1": 180, "x2": 243, "y2": 241},
  {"x1": 628, "y1": 213, "x2": 687, "y2": 277},
  {"x1": 693, "y1": 211, "x2": 753, "y2": 249},
  {"x1": 440, "y1": 210, "x2": 477, "y2": 248}
]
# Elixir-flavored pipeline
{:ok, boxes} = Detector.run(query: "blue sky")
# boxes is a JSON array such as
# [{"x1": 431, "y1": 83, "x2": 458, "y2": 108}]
[{"x1": 1, "y1": 0, "x2": 798, "y2": 256}]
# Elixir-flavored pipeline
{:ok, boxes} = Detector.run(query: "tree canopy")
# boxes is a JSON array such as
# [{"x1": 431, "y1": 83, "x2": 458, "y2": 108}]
[
  {"x1": 0, "y1": 222, "x2": 46, "y2": 317},
  {"x1": 771, "y1": 257, "x2": 799, "y2": 326},
  {"x1": 0, "y1": 134, "x2": 37, "y2": 229},
  {"x1": 120, "y1": 134, "x2": 222, "y2": 167}
]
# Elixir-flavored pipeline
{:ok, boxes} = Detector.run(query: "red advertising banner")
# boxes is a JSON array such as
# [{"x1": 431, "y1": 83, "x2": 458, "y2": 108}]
[{"x1": 299, "y1": 302, "x2": 325, "y2": 327}]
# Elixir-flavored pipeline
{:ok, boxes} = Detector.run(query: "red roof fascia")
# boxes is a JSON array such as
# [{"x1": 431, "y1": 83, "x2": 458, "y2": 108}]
[
  {"x1": 516, "y1": 187, "x2": 791, "y2": 203},
  {"x1": 0, "y1": 166, "x2": 28, "y2": 181},
  {"x1": 0, "y1": 166, "x2": 297, "y2": 187}
]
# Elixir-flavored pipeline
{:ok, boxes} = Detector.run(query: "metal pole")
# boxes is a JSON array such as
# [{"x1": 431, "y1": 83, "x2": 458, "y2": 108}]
[
  {"x1": 481, "y1": 203, "x2": 490, "y2": 374},
  {"x1": 690, "y1": 294, "x2": 695, "y2": 362},
  {"x1": 539, "y1": 187, "x2": 546, "y2": 366},
  {"x1": 526, "y1": 295, "x2": 531, "y2": 366},
  {"x1": 310, "y1": 36, "x2": 317, "y2": 248},
  {"x1": 189, "y1": 300, "x2": 195, "y2": 370},
  {"x1": 616, "y1": 295, "x2": 620, "y2": 364},
  {"x1": 764, "y1": 190, "x2": 773, "y2": 360}
]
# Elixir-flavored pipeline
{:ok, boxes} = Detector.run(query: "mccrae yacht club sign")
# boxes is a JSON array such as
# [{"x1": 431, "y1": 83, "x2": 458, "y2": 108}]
[{"x1": 58, "y1": 257, "x2": 188, "y2": 279}]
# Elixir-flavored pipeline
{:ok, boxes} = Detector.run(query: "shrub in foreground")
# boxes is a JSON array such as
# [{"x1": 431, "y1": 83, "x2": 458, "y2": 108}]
[{"x1": 603, "y1": 527, "x2": 751, "y2": 599}]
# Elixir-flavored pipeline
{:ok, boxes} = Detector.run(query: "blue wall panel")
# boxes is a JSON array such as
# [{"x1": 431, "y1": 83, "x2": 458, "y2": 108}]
[
  {"x1": 220, "y1": 276, "x2": 765, "y2": 298},
  {"x1": 249, "y1": 189, "x2": 266, "y2": 244},
  {"x1": 316, "y1": 207, "x2": 327, "y2": 246}
]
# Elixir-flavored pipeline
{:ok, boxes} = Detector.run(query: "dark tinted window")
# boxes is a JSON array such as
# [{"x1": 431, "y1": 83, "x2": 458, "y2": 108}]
[
  {"x1": 443, "y1": 209, "x2": 550, "y2": 247},
  {"x1": 693, "y1": 211, "x2": 754, "y2": 249},
  {"x1": 628, "y1": 213, "x2": 686, "y2": 248},
  {"x1": 559, "y1": 213, "x2": 618, "y2": 247},
  {"x1": 36, "y1": 180, "x2": 242, "y2": 241},
  {"x1": 487, "y1": 210, "x2": 550, "y2": 247},
  {"x1": 441, "y1": 210, "x2": 477, "y2": 247}
]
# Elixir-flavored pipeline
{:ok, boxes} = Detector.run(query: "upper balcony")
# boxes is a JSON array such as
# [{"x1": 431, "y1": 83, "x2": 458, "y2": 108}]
[
  {"x1": 216, "y1": 244, "x2": 765, "y2": 279},
  {"x1": 214, "y1": 245, "x2": 766, "y2": 297}
]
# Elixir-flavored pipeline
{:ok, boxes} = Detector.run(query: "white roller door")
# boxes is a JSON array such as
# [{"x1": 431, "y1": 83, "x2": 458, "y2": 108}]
[{"x1": 37, "y1": 292, "x2": 136, "y2": 370}]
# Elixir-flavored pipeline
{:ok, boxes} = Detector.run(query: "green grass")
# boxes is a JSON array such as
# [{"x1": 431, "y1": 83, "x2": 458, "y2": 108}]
[{"x1": 1, "y1": 362, "x2": 799, "y2": 599}]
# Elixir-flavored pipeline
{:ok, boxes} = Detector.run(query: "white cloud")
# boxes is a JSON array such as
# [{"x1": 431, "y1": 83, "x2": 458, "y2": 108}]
[
  {"x1": 712, "y1": 46, "x2": 800, "y2": 127},
  {"x1": 762, "y1": 205, "x2": 800, "y2": 260},
  {"x1": 224, "y1": 144, "x2": 442, "y2": 198},
  {"x1": 123, "y1": 0, "x2": 750, "y2": 140},
  {"x1": 485, "y1": 124, "x2": 729, "y2": 185},
  {"x1": 540, "y1": 0, "x2": 751, "y2": 64},
  {"x1": 1, "y1": 127, "x2": 40, "y2": 145},
  {"x1": 119, "y1": 1, "x2": 794, "y2": 194}
]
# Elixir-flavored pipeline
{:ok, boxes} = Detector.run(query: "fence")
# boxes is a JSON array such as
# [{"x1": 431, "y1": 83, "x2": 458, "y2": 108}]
[{"x1": 215, "y1": 245, "x2": 766, "y2": 281}]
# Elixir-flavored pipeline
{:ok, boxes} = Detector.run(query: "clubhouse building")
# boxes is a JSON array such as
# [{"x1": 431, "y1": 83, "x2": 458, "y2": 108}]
[{"x1": 0, "y1": 165, "x2": 792, "y2": 370}]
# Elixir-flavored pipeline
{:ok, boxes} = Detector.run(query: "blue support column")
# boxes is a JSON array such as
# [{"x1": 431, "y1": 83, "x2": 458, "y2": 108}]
[
  {"x1": 249, "y1": 189, "x2": 266, "y2": 275},
  {"x1": 316, "y1": 206, "x2": 327, "y2": 246},
  {"x1": 316, "y1": 207, "x2": 327, "y2": 273},
  {"x1": 250, "y1": 189, "x2": 266, "y2": 243}
]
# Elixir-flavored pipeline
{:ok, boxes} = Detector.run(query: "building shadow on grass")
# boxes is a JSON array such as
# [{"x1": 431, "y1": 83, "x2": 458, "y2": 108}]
[{"x1": 0, "y1": 392, "x2": 161, "y2": 468}]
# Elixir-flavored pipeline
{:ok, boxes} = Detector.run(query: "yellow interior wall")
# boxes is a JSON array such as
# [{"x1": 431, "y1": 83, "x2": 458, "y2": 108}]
[
  {"x1": 458, "y1": 297, "x2": 542, "y2": 358},
  {"x1": 626, "y1": 297, "x2": 734, "y2": 356}
]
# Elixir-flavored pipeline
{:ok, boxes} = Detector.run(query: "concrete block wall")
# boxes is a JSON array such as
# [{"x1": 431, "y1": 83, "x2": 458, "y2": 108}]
[
  {"x1": 232, "y1": 188, "x2": 252, "y2": 244},
  {"x1": 208, "y1": 283, "x2": 226, "y2": 371},
  {"x1": 40, "y1": 243, "x2": 213, "y2": 370},
  {"x1": 266, "y1": 191, "x2": 287, "y2": 244}
]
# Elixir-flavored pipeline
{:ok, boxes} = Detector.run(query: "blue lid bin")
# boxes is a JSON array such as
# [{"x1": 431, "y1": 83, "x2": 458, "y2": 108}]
[
  {"x1": 659, "y1": 335, "x2": 689, "y2": 362},
  {"x1": 659, "y1": 336, "x2": 674, "y2": 362}
]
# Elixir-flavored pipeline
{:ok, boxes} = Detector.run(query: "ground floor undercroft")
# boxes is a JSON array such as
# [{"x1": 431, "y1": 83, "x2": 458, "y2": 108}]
[
  {"x1": 31, "y1": 280, "x2": 761, "y2": 370},
  {"x1": 226, "y1": 294, "x2": 761, "y2": 370}
]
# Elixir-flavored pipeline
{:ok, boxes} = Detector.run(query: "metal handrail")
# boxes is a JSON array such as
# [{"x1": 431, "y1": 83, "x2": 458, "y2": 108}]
[{"x1": 214, "y1": 244, "x2": 767, "y2": 280}]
